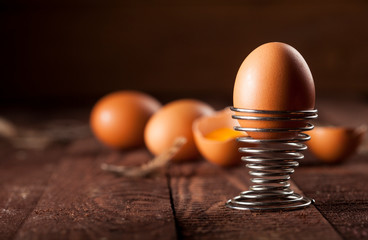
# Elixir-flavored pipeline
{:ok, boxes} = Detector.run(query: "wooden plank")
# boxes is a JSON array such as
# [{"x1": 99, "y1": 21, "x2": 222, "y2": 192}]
[
  {"x1": 13, "y1": 138, "x2": 177, "y2": 240},
  {"x1": 169, "y1": 160, "x2": 342, "y2": 240},
  {"x1": 293, "y1": 98, "x2": 368, "y2": 240},
  {"x1": 0, "y1": 146, "x2": 64, "y2": 240},
  {"x1": 1, "y1": 97, "x2": 366, "y2": 239},
  {"x1": 293, "y1": 160, "x2": 368, "y2": 240},
  {"x1": 0, "y1": 109, "x2": 87, "y2": 240}
]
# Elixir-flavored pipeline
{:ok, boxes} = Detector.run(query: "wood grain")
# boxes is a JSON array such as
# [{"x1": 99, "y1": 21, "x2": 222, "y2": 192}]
[
  {"x1": 294, "y1": 162, "x2": 368, "y2": 240},
  {"x1": 0, "y1": 146, "x2": 63, "y2": 240},
  {"x1": 13, "y1": 139, "x2": 177, "y2": 240},
  {"x1": 293, "y1": 97, "x2": 368, "y2": 240},
  {"x1": 168, "y1": 160, "x2": 342, "y2": 240},
  {"x1": 1, "y1": 98, "x2": 368, "y2": 239}
]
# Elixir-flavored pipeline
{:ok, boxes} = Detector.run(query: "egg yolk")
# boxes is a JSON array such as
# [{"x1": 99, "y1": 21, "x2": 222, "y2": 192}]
[{"x1": 205, "y1": 128, "x2": 243, "y2": 141}]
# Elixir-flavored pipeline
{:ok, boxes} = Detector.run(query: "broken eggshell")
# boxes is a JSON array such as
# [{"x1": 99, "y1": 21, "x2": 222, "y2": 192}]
[
  {"x1": 193, "y1": 108, "x2": 252, "y2": 167},
  {"x1": 306, "y1": 125, "x2": 367, "y2": 163}
]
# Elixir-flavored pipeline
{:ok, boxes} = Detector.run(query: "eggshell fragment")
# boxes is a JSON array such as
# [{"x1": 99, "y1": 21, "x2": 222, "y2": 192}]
[
  {"x1": 307, "y1": 125, "x2": 366, "y2": 163},
  {"x1": 90, "y1": 91, "x2": 161, "y2": 149},
  {"x1": 193, "y1": 108, "x2": 252, "y2": 167},
  {"x1": 233, "y1": 42, "x2": 315, "y2": 139},
  {"x1": 144, "y1": 99, "x2": 215, "y2": 162}
]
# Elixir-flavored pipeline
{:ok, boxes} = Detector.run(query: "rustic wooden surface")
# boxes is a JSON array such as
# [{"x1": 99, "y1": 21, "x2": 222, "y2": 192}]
[{"x1": 0, "y1": 97, "x2": 367, "y2": 240}]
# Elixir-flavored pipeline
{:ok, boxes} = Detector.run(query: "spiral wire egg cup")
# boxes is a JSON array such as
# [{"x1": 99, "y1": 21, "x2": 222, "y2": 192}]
[{"x1": 226, "y1": 107, "x2": 318, "y2": 211}]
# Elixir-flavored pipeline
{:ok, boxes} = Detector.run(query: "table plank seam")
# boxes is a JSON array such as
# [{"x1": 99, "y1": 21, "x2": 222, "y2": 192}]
[
  {"x1": 291, "y1": 179, "x2": 345, "y2": 240},
  {"x1": 166, "y1": 172, "x2": 182, "y2": 240},
  {"x1": 312, "y1": 204, "x2": 348, "y2": 240}
]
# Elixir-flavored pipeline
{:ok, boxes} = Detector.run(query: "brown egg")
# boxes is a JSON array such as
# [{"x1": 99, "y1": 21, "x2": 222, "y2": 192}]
[
  {"x1": 90, "y1": 91, "x2": 161, "y2": 149},
  {"x1": 306, "y1": 125, "x2": 366, "y2": 163},
  {"x1": 193, "y1": 108, "x2": 253, "y2": 167},
  {"x1": 144, "y1": 99, "x2": 215, "y2": 161},
  {"x1": 233, "y1": 42, "x2": 315, "y2": 139}
]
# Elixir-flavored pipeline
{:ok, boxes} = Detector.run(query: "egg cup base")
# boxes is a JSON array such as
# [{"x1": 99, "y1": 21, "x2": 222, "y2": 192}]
[{"x1": 225, "y1": 192, "x2": 314, "y2": 211}]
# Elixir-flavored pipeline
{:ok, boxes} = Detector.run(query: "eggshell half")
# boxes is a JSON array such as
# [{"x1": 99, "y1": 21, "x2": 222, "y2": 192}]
[
  {"x1": 307, "y1": 125, "x2": 366, "y2": 163},
  {"x1": 193, "y1": 108, "x2": 252, "y2": 167}
]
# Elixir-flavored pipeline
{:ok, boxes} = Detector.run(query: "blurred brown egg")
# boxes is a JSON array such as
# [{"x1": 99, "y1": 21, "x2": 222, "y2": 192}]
[
  {"x1": 144, "y1": 99, "x2": 215, "y2": 161},
  {"x1": 90, "y1": 91, "x2": 161, "y2": 149},
  {"x1": 193, "y1": 108, "x2": 252, "y2": 167},
  {"x1": 233, "y1": 42, "x2": 315, "y2": 139},
  {"x1": 307, "y1": 125, "x2": 367, "y2": 163}
]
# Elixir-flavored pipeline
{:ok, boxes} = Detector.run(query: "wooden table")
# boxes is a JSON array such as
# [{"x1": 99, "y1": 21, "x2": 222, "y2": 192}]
[{"x1": 1, "y1": 97, "x2": 367, "y2": 240}]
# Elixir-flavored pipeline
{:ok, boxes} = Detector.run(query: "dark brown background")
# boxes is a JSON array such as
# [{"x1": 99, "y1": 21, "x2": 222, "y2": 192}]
[{"x1": 1, "y1": 0, "x2": 368, "y2": 105}]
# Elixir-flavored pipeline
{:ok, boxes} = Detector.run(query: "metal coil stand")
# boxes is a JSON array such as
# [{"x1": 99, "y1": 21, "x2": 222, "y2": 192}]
[{"x1": 226, "y1": 107, "x2": 318, "y2": 211}]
